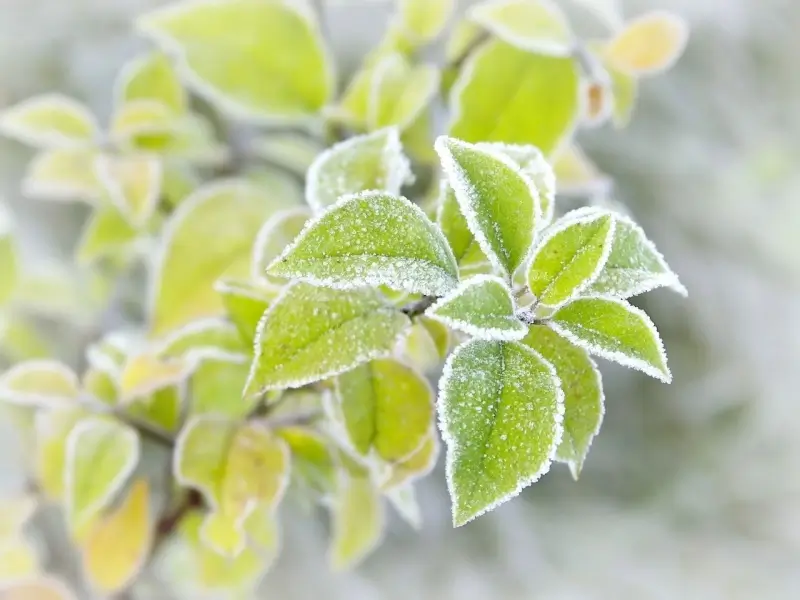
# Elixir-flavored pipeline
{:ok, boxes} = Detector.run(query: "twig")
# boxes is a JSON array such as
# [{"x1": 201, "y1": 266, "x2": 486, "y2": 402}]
[{"x1": 401, "y1": 296, "x2": 437, "y2": 318}]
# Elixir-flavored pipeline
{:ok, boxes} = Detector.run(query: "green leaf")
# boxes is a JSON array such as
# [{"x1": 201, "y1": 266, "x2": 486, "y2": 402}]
[
  {"x1": 397, "y1": 319, "x2": 447, "y2": 374},
  {"x1": 522, "y1": 325, "x2": 603, "y2": 479},
  {"x1": 448, "y1": 39, "x2": 580, "y2": 155},
  {"x1": 0, "y1": 316, "x2": 50, "y2": 362},
  {"x1": 439, "y1": 339, "x2": 563, "y2": 526},
  {"x1": 548, "y1": 296, "x2": 671, "y2": 382},
  {"x1": 445, "y1": 19, "x2": 485, "y2": 63},
  {"x1": 436, "y1": 136, "x2": 540, "y2": 277},
  {"x1": 149, "y1": 180, "x2": 276, "y2": 336},
  {"x1": 469, "y1": 0, "x2": 573, "y2": 56},
  {"x1": 334, "y1": 358, "x2": 433, "y2": 461},
  {"x1": 200, "y1": 510, "x2": 246, "y2": 558},
  {"x1": 0, "y1": 360, "x2": 80, "y2": 407},
  {"x1": 34, "y1": 408, "x2": 88, "y2": 500},
  {"x1": 76, "y1": 207, "x2": 139, "y2": 265},
  {"x1": 156, "y1": 318, "x2": 248, "y2": 364},
  {"x1": 251, "y1": 207, "x2": 311, "y2": 287},
  {"x1": 268, "y1": 191, "x2": 459, "y2": 296},
  {"x1": 328, "y1": 468, "x2": 385, "y2": 572},
  {"x1": 82, "y1": 367, "x2": 119, "y2": 406},
  {"x1": 214, "y1": 279, "x2": 278, "y2": 344},
  {"x1": 190, "y1": 357, "x2": 257, "y2": 419},
  {"x1": 95, "y1": 154, "x2": 162, "y2": 227},
  {"x1": 23, "y1": 148, "x2": 101, "y2": 202},
  {"x1": 0, "y1": 94, "x2": 98, "y2": 148},
  {"x1": 252, "y1": 133, "x2": 325, "y2": 175},
  {"x1": 377, "y1": 429, "x2": 439, "y2": 491},
  {"x1": 138, "y1": 0, "x2": 333, "y2": 121},
  {"x1": 65, "y1": 417, "x2": 140, "y2": 531},
  {"x1": 277, "y1": 426, "x2": 335, "y2": 496},
  {"x1": 589, "y1": 214, "x2": 686, "y2": 298},
  {"x1": 125, "y1": 385, "x2": 183, "y2": 433},
  {"x1": 109, "y1": 100, "x2": 175, "y2": 143},
  {"x1": 427, "y1": 275, "x2": 526, "y2": 340},
  {"x1": 527, "y1": 209, "x2": 616, "y2": 307},
  {"x1": 114, "y1": 51, "x2": 187, "y2": 114},
  {"x1": 305, "y1": 128, "x2": 412, "y2": 213},
  {"x1": 0, "y1": 224, "x2": 20, "y2": 306},
  {"x1": 118, "y1": 352, "x2": 190, "y2": 403},
  {"x1": 368, "y1": 55, "x2": 439, "y2": 132},
  {"x1": 386, "y1": 484, "x2": 423, "y2": 530},
  {"x1": 175, "y1": 417, "x2": 290, "y2": 521},
  {"x1": 397, "y1": 0, "x2": 455, "y2": 45},
  {"x1": 607, "y1": 61, "x2": 638, "y2": 128},
  {"x1": 245, "y1": 282, "x2": 410, "y2": 394},
  {"x1": 475, "y1": 141, "x2": 556, "y2": 226}
]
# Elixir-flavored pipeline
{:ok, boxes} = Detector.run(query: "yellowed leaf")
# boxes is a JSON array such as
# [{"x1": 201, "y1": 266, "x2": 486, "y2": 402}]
[
  {"x1": 118, "y1": 352, "x2": 189, "y2": 403},
  {"x1": 94, "y1": 154, "x2": 162, "y2": 227},
  {"x1": 0, "y1": 577, "x2": 76, "y2": 600},
  {"x1": 604, "y1": 11, "x2": 689, "y2": 76}
]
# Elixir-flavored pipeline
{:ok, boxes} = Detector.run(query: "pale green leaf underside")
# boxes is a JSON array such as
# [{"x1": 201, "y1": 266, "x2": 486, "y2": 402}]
[
  {"x1": 427, "y1": 275, "x2": 526, "y2": 340},
  {"x1": 245, "y1": 283, "x2": 410, "y2": 394},
  {"x1": 549, "y1": 296, "x2": 671, "y2": 382},
  {"x1": 527, "y1": 210, "x2": 615, "y2": 307},
  {"x1": 439, "y1": 339, "x2": 563, "y2": 526},
  {"x1": 138, "y1": 0, "x2": 332, "y2": 121},
  {"x1": 269, "y1": 191, "x2": 459, "y2": 296},
  {"x1": 436, "y1": 136, "x2": 539, "y2": 277},
  {"x1": 335, "y1": 358, "x2": 433, "y2": 462},
  {"x1": 522, "y1": 325, "x2": 603, "y2": 479},
  {"x1": 469, "y1": 0, "x2": 573, "y2": 56},
  {"x1": 448, "y1": 39, "x2": 580, "y2": 155}
]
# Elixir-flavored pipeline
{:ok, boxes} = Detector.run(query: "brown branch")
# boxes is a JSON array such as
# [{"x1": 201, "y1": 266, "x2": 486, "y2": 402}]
[{"x1": 401, "y1": 295, "x2": 437, "y2": 318}]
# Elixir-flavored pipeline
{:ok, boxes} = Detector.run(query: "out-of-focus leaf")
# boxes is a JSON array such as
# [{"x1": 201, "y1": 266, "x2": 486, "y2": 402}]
[
  {"x1": 469, "y1": 0, "x2": 573, "y2": 56},
  {"x1": 0, "y1": 94, "x2": 98, "y2": 148},
  {"x1": 603, "y1": 11, "x2": 689, "y2": 76},
  {"x1": 22, "y1": 148, "x2": 100, "y2": 202},
  {"x1": 115, "y1": 51, "x2": 187, "y2": 114},
  {"x1": 0, "y1": 360, "x2": 79, "y2": 408}
]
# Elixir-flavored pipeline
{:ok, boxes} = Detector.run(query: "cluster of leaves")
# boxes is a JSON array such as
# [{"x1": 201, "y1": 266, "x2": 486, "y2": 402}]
[{"x1": 0, "y1": 0, "x2": 688, "y2": 597}]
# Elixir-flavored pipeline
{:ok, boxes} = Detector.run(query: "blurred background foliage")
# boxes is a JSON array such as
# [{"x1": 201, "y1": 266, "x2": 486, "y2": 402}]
[{"x1": 0, "y1": 0, "x2": 798, "y2": 598}]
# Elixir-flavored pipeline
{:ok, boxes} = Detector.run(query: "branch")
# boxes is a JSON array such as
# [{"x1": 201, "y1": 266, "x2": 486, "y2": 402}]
[{"x1": 401, "y1": 295, "x2": 437, "y2": 318}]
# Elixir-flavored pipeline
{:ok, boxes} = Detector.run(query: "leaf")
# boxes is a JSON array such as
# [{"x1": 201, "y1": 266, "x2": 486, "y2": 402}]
[
  {"x1": 571, "y1": 0, "x2": 623, "y2": 29},
  {"x1": 527, "y1": 209, "x2": 616, "y2": 307},
  {"x1": 608, "y1": 63, "x2": 638, "y2": 128},
  {"x1": 0, "y1": 539, "x2": 39, "y2": 582},
  {"x1": 368, "y1": 55, "x2": 439, "y2": 132},
  {"x1": 551, "y1": 144, "x2": 610, "y2": 196},
  {"x1": 95, "y1": 154, "x2": 162, "y2": 227},
  {"x1": 386, "y1": 485, "x2": 423, "y2": 530},
  {"x1": 397, "y1": 319, "x2": 444, "y2": 374},
  {"x1": 438, "y1": 339, "x2": 564, "y2": 526},
  {"x1": 252, "y1": 133, "x2": 324, "y2": 175},
  {"x1": 436, "y1": 137, "x2": 540, "y2": 277},
  {"x1": 437, "y1": 181, "x2": 480, "y2": 266},
  {"x1": 522, "y1": 325, "x2": 603, "y2": 479},
  {"x1": 114, "y1": 52, "x2": 187, "y2": 114},
  {"x1": 125, "y1": 385, "x2": 183, "y2": 433},
  {"x1": 175, "y1": 417, "x2": 290, "y2": 521},
  {"x1": 82, "y1": 368, "x2": 118, "y2": 406},
  {"x1": 119, "y1": 352, "x2": 190, "y2": 403},
  {"x1": 213, "y1": 279, "x2": 277, "y2": 344},
  {"x1": 0, "y1": 578, "x2": 77, "y2": 600},
  {"x1": 277, "y1": 426, "x2": 335, "y2": 496},
  {"x1": 76, "y1": 207, "x2": 139, "y2": 265},
  {"x1": 328, "y1": 469, "x2": 385, "y2": 572},
  {"x1": 251, "y1": 207, "x2": 311, "y2": 287},
  {"x1": 245, "y1": 282, "x2": 410, "y2": 394},
  {"x1": 22, "y1": 148, "x2": 100, "y2": 202},
  {"x1": 0, "y1": 225, "x2": 19, "y2": 307},
  {"x1": 589, "y1": 214, "x2": 686, "y2": 298},
  {"x1": 0, "y1": 94, "x2": 98, "y2": 148},
  {"x1": 149, "y1": 180, "x2": 276, "y2": 336},
  {"x1": 109, "y1": 100, "x2": 175, "y2": 142},
  {"x1": 378, "y1": 430, "x2": 439, "y2": 491},
  {"x1": 80, "y1": 479, "x2": 152, "y2": 594},
  {"x1": 305, "y1": 128, "x2": 412, "y2": 214},
  {"x1": 548, "y1": 296, "x2": 671, "y2": 382},
  {"x1": 65, "y1": 417, "x2": 140, "y2": 532},
  {"x1": 449, "y1": 39, "x2": 580, "y2": 155},
  {"x1": 199, "y1": 511, "x2": 246, "y2": 558},
  {"x1": 138, "y1": 0, "x2": 333, "y2": 121},
  {"x1": 427, "y1": 275, "x2": 526, "y2": 340},
  {"x1": 604, "y1": 11, "x2": 689, "y2": 76},
  {"x1": 445, "y1": 19, "x2": 485, "y2": 63},
  {"x1": 269, "y1": 191, "x2": 459, "y2": 296},
  {"x1": 476, "y1": 141, "x2": 557, "y2": 227},
  {"x1": 469, "y1": 0, "x2": 573, "y2": 56},
  {"x1": 397, "y1": 0, "x2": 455, "y2": 45},
  {"x1": 156, "y1": 318, "x2": 248, "y2": 364},
  {"x1": 0, "y1": 360, "x2": 79, "y2": 407},
  {"x1": 334, "y1": 359, "x2": 433, "y2": 461},
  {"x1": 0, "y1": 495, "x2": 38, "y2": 538},
  {"x1": 190, "y1": 357, "x2": 256, "y2": 419},
  {"x1": 34, "y1": 408, "x2": 87, "y2": 500},
  {"x1": 243, "y1": 505, "x2": 280, "y2": 561}
]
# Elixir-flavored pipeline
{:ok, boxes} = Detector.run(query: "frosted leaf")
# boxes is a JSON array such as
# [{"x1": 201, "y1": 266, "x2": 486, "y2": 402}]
[
  {"x1": 305, "y1": 128, "x2": 412, "y2": 213},
  {"x1": 386, "y1": 484, "x2": 423, "y2": 530},
  {"x1": 76, "y1": 207, "x2": 139, "y2": 266},
  {"x1": 395, "y1": 318, "x2": 447, "y2": 374},
  {"x1": 397, "y1": 0, "x2": 455, "y2": 46},
  {"x1": 35, "y1": 408, "x2": 89, "y2": 500},
  {"x1": 469, "y1": 0, "x2": 574, "y2": 56},
  {"x1": 377, "y1": 428, "x2": 439, "y2": 492},
  {"x1": 244, "y1": 282, "x2": 410, "y2": 395},
  {"x1": 548, "y1": 295, "x2": 671, "y2": 382},
  {"x1": 334, "y1": 358, "x2": 433, "y2": 462},
  {"x1": 199, "y1": 510, "x2": 246, "y2": 558},
  {"x1": 589, "y1": 213, "x2": 686, "y2": 298},
  {"x1": 114, "y1": 51, "x2": 187, "y2": 115},
  {"x1": 475, "y1": 141, "x2": 556, "y2": 227},
  {"x1": 367, "y1": 54, "x2": 439, "y2": 132},
  {"x1": 0, "y1": 94, "x2": 99, "y2": 149},
  {"x1": 251, "y1": 207, "x2": 311, "y2": 287},
  {"x1": 603, "y1": 11, "x2": 689, "y2": 76},
  {"x1": 436, "y1": 180, "x2": 488, "y2": 273},
  {"x1": 436, "y1": 137, "x2": 540, "y2": 278},
  {"x1": 252, "y1": 133, "x2": 324, "y2": 175},
  {"x1": 268, "y1": 191, "x2": 459, "y2": 296},
  {"x1": 190, "y1": 357, "x2": 257, "y2": 419},
  {"x1": 155, "y1": 317, "x2": 247, "y2": 365},
  {"x1": 522, "y1": 325, "x2": 604, "y2": 479},
  {"x1": 426, "y1": 275, "x2": 526, "y2": 341},
  {"x1": 0, "y1": 360, "x2": 79, "y2": 407},
  {"x1": 214, "y1": 279, "x2": 278, "y2": 344},
  {"x1": 118, "y1": 352, "x2": 191, "y2": 403},
  {"x1": 438, "y1": 339, "x2": 564, "y2": 526},
  {"x1": 94, "y1": 153, "x2": 162, "y2": 227},
  {"x1": 526, "y1": 209, "x2": 616, "y2": 307},
  {"x1": 65, "y1": 417, "x2": 140, "y2": 532},
  {"x1": 23, "y1": 148, "x2": 101, "y2": 202}
]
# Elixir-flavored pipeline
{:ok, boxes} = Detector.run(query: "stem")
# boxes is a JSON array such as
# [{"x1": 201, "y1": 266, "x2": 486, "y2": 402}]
[{"x1": 401, "y1": 295, "x2": 437, "y2": 318}]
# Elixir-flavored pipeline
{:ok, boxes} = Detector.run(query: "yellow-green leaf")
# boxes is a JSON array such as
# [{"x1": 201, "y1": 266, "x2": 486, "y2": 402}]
[
  {"x1": 0, "y1": 226, "x2": 20, "y2": 307},
  {"x1": 138, "y1": 0, "x2": 333, "y2": 121},
  {"x1": 76, "y1": 207, "x2": 139, "y2": 265},
  {"x1": 0, "y1": 539, "x2": 39, "y2": 583},
  {"x1": 109, "y1": 100, "x2": 176, "y2": 143},
  {"x1": 328, "y1": 469, "x2": 385, "y2": 572},
  {"x1": 156, "y1": 318, "x2": 247, "y2": 364},
  {"x1": 251, "y1": 207, "x2": 311, "y2": 287},
  {"x1": 551, "y1": 144, "x2": 610, "y2": 196},
  {"x1": 0, "y1": 94, "x2": 98, "y2": 148},
  {"x1": 213, "y1": 279, "x2": 278, "y2": 344},
  {"x1": 0, "y1": 360, "x2": 79, "y2": 407},
  {"x1": 189, "y1": 357, "x2": 255, "y2": 419},
  {"x1": 604, "y1": 11, "x2": 689, "y2": 76},
  {"x1": 95, "y1": 154, "x2": 162, "y2": 227},
  {"x1": 115, "y1": 52, "x2": 187, "y2": 114},
  {"x1": 448, "y1": 39, "x2": 580, "y2": 155},
  {"x1": 368, "y1": 54, "x2": 439, "y2": 132},
  {"x1": 199, "y1": 510, "x2": 246, "y2": 558},
  {"x1": 378, "y1": 430, "x2": 439, "y2": 491},
  {"x1": 397, "y1": 0, "x2": 455, "y2": 45},
  {"x1": 469, "y1": 0, "x2": 573, "y2": 56},
  {"x1": 22, "y1": 148, "x2": 100, "y2": 202},
  {"x1": 118, "y1": 352, "x2": 190, "y2": 403},
  {"x1": 34, "y1": 408, "x2": 87, "y2": 500}
]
